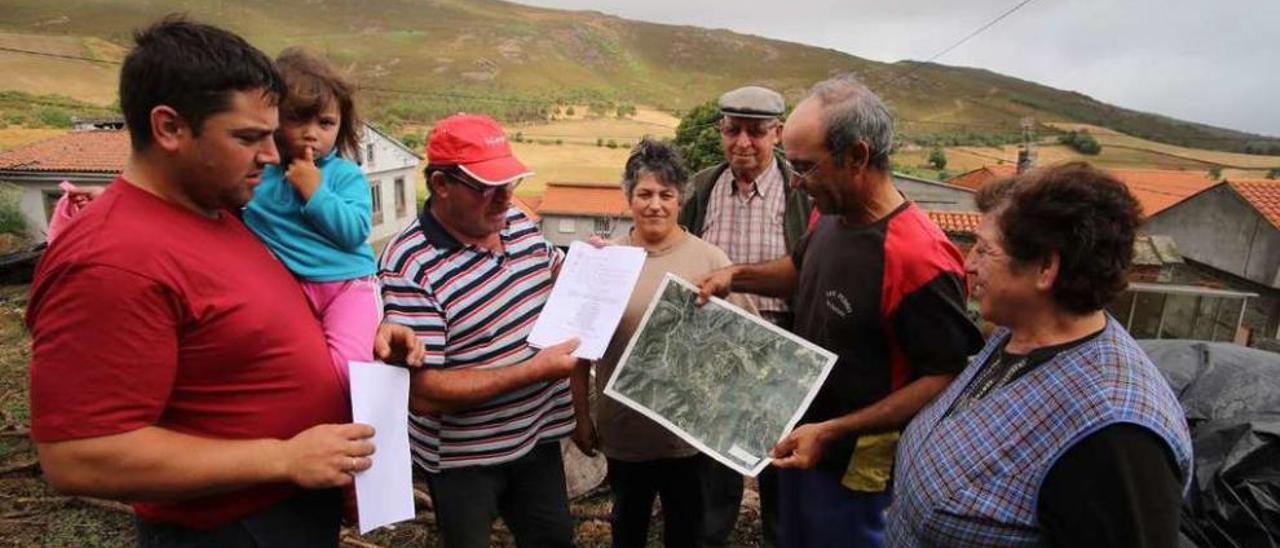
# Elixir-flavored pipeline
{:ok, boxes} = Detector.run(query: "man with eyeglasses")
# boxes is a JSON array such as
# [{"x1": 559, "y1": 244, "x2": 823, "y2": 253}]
[
  {"x1": 678, "y1": 85, "x2": 812, "y2": 547},
  {"x1": 697, "y1": 76, "x2": 981, "y2": 547},
  {"x1": 376, "y1": 113, "x2": 582, "y2": 548}
]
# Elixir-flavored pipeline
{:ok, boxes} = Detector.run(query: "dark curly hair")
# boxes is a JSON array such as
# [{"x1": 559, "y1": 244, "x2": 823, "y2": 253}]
[
  {"x1": 996, "y1": 162, "x2": 1142, "y2": 314},
  {"x1": 621, "y1": 137, "x2": 690, "y2": 199}
]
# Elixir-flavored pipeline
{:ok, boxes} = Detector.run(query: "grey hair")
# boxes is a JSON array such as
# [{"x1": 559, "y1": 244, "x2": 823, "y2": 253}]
[
  {"x1": 808, "y1": 74, "x2": 894, "y2": 171},
  {"x1": 621, "y1": 137, "x2": 690, "y2": 199}
]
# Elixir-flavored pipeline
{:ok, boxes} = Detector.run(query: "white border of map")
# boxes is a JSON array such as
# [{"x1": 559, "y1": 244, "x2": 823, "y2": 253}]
[{"x1": 603, "y1": 273, "x2": 838, "y2": 477}]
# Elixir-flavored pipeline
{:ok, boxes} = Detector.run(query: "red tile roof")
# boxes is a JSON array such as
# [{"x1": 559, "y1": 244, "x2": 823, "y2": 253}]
[
  {"x1": 1228, "y1": 178, "x2": 1280, "y2": 229},
  {"x1": 522, "y1": 195, "x2": 543, "y2": 212},
  {"x1": 947, "y1": 164, "x2": 1216, "y2": 217},
  {"x1": 511, "y1": 195, "x2": 541, "y2": 222},
  {"x1": 1108, "y1": 168, "x2": 1217, "y2": 216},
  {"x1": 536, "y1": 182, "x2": 631, "y2": 218},
  {"x1": 945, "y1": 164, "x2": 1017, "y2": 190},
  {"x1": 927, "y1": 210, "x2": 982, "y2": 235},
  {"x1": 0, "y1": 130, "x2": 129, "y2": 173}
]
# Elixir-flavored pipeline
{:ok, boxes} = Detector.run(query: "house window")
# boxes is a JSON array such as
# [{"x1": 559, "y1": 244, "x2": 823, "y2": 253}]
[
  {"x1": 42, "y1": 191, "x2": 61, "y2": 223},
  {"x1": 558, "y1": 218, "x2": 575, "y2": 234},
  {"x1": 370, "y1": 180, "x2": 384, "y2": 226},
  {"x1": 593, "y1": 217, "x2": 614, "y2": 236},
  {"x1": 366, "y1": 144, "x2": 375, "y2": 168},
  {"x1": 394, "y1": 177, "x2": 407, "y2": 217}
]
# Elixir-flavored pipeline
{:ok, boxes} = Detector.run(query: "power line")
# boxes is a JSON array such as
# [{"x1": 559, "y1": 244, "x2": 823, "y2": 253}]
[
  {"x1": 881, "y1": 0, "x2": 1039, "y2": 89},
  {"x1": 0, "y1": 45, "x2": 119, "y2": 65}
]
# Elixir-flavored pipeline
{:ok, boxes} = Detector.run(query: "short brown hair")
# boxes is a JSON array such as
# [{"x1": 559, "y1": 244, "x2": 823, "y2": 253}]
[
  {"x1": 275, "y1": 47, "x2": 361, "y2": 163},
  {"x1": 996, "y1": 162, "x2": 1142, "y2": 314},
  {"x1": 974, "y1": 176, "x2": 1019, "y2": 213},
  {"x1": 120, "y1": 16, "x2": 283, "y2": 151}
]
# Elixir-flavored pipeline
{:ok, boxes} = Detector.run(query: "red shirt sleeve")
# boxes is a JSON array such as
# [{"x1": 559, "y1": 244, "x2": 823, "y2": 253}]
[{"x1": 29, "y1": 264, "x2": 184, "y2": 442}]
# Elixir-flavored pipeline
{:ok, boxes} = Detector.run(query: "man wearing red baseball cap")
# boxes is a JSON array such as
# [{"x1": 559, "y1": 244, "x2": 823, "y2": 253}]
[{"x1": 376, "y1": 113, "x2": 581, "y2": 547}]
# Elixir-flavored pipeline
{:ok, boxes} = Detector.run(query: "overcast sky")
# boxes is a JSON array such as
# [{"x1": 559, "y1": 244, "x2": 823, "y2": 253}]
[{"x1": 512, "y1": 0, "x2": 1280, "y2": 137}]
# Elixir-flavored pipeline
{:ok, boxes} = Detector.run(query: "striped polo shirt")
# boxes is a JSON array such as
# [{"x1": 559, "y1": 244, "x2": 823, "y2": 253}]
[{"x1": 378, "y1": 204, "x2": 573, "y2": 472}]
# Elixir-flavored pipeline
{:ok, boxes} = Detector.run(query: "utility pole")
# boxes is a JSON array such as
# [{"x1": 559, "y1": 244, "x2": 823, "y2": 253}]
[{"x1": 1017, "y1": 116, "x2": 1037, "y2": 174}]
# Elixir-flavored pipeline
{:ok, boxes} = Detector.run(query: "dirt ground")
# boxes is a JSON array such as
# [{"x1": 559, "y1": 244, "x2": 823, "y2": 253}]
[{"x1": 0, "y1": 283, "x2": 763, "y2": 547}]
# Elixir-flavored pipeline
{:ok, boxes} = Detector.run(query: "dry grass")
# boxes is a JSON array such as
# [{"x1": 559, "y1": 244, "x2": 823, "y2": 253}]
[
  {"x1": 402, "y1": 107, "x2": 676, "y2": 198},
  {"x1": 1049, "y1": 123, "x2": 1280, "y2": 170},
  {"x1": 511, "y1": 141, "x2": 633, "y2": 196},
  {"x1": 0, "y1": 32, "x2": 119, "y2": 106},
  {"x1": 0, "y1": 127, "x2": 65, "y2": 152},
  {"x1": 893, "y1": 141, "x2": 1269, "y2": 179}
]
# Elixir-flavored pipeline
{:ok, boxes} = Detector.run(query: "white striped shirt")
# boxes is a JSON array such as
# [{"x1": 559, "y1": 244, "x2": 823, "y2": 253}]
[
  {"x1": 378, "y1": 207, "x2": 572, "y2": 472},
  {"x1": 702, "y1": 160, "x2": 790, "y2": 316}
]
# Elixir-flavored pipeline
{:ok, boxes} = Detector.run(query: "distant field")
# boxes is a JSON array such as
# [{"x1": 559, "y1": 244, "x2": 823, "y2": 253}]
[
  {"x1": 896, "y1": 141, "x2": 1274, "y2": 180},
  {"x1": 511, "y1": 140, "x2": 632, "y2": 196},
  {"x1": 510, "y1": 107, "x2": 678, "y2": 145},
  {"x1": 0, "y1": 127, "x2": 65, "y2": 152},
  {"x1": 1049, "y1": 123, "x2": 1280, "y2": 170},
  {"x1": 0, "y1": 32, "x2": 121, "y2": 105},
  {"x1": 402, "y1": 108, "x2": 675, "y2": 198}
]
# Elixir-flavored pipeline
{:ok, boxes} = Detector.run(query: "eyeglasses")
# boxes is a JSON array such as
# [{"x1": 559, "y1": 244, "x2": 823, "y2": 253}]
[
  {"x1": 720, "y1": 119, "x2": 779, "y2": 139},
  {"x1": 447, "y1": 170, "x2": 523, "y2": 198},
  {"x1": 782, "y1": 157, "x2": 828, "y2": 180}
]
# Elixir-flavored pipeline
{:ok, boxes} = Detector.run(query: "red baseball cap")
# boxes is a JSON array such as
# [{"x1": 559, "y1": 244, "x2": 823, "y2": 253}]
[{"x1": 426, "y1": 114, "x2": 533, "y2": 185}]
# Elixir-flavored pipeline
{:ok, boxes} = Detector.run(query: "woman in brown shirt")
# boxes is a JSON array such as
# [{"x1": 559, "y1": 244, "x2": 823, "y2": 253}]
[{"x1": 570, "y1": 138, "x2": 755, "y2": 548}]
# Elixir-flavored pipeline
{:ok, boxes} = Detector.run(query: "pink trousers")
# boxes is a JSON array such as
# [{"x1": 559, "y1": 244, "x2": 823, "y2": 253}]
[{"x1": 300, "y1": 277, "x2": 381, "y2": 395}]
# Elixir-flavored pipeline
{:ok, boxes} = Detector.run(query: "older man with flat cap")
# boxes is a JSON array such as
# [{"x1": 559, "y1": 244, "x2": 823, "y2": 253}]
[
  {"x1": 378, "y1": 113, "x2": 582, "y2": 548},
  {"x1": 680, "y1": 85, "x2": 813, "y2": 547}
]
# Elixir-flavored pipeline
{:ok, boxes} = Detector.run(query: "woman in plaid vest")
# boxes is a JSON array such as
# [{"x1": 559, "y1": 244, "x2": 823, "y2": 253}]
[{"x1": 887, "y1": 163, "x2": 1193, "y2": 547}]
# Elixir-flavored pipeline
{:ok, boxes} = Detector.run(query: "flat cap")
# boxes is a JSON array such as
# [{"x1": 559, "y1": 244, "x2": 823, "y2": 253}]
[{"x1": 718, "y1": 85, "x2": 785, "y2": 119}]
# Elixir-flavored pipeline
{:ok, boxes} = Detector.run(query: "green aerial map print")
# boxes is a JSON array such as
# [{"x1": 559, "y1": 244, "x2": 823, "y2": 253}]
[{"x1": 604, "y1": 274, "x2": 838, "y2": 476}]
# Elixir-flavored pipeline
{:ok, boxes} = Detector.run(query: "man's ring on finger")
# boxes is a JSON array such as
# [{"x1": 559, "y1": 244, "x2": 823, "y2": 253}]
[{"x1": 348, "y1": 456, "x2": 358, "y2": 474}]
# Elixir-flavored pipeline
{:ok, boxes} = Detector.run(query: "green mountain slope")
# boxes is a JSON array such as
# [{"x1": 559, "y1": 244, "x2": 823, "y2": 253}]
[{"x1": 0, "y1": 0, "x2": 1275, "y2": 153}]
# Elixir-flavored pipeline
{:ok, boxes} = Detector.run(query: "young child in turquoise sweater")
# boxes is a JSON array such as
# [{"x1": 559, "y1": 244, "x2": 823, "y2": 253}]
[{"x1": 244, "y1": 48, "x2": 378, "y2": 394}]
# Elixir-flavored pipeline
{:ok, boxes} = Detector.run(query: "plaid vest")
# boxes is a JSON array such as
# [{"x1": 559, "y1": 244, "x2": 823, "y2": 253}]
[{"x1": 887, "y1": 318, "x2": 1192, "y2": 546}]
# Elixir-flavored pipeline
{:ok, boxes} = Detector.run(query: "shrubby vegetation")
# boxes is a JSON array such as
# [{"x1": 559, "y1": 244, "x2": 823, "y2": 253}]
[
  {"x1": 0, "y1": 91, "x2": 112, "y2": 129},
  {"x1": 672, "y1": 101, "x2": 723, "y2": 172},
  {"x1": 0, "y1": 185, "x2": 28, "y2": 237},
  {"x1": 1058, "y1": 130, "x2": 1102, "y2": 155},
  {"x1": 907, "y1": 131, "x2": 1023, "y2": 148},
  {"x1": 927, "y1": 147, "x2": 947, "y2": 170}
]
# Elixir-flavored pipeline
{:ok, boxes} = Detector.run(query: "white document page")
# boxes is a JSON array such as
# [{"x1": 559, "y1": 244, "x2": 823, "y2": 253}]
[
  {"x1": 348, "y1": 361, "x2": 415, "y2": 534},
  {"x1": 528, "y1": 241, "x2": 647, "y2": 360}
]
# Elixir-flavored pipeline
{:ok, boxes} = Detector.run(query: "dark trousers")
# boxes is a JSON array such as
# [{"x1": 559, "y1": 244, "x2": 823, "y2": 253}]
[
  {"x1": 701, "y1": 461, "x2": 780, "y2": 546},
  {"x1": 607, "y1": 455, "x2": 704, "y2": 548},
  {"x1": 777, "y1": 467, "x2": 890, "y2": 548},
  {"x1": 426, "y1": 441, "x2": 573, "y2": 548},
  {"x1": 135, "y1": 488, "x2": 342, "y2": 548},
  {"x1": 758, "y1": 464, "x2": 780, "y2": 547},
  {"x1": 701, "y1": 460, "x2": 743, "y2": 546}
]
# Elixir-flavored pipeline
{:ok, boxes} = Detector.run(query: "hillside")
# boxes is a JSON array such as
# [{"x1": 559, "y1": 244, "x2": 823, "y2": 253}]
[{"x1": 0, "y1": 0, "x2": 1277, "y2": 155}]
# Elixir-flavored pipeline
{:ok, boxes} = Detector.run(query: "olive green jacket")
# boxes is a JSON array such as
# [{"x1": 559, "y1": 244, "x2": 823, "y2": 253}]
[{"x1": 678, "y1": 153, "x2": 813, "y2": 253}]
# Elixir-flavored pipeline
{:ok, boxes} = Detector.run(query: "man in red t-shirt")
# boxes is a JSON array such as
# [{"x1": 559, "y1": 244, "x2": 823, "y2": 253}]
[{"x1": 26, "y1": 18, "x2": 382, "y2": 546}]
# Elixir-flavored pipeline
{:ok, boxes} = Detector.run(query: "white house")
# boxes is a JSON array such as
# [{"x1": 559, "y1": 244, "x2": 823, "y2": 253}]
[
  {"x1": 0, "y1": 123, "x2": 420, "y2": 245},
  {"x1": 358, "y1": 124, "x2": 421, "y2": 243},
  {"x1": 534, "y1": 182, "x2": 633, "y2": 249}
]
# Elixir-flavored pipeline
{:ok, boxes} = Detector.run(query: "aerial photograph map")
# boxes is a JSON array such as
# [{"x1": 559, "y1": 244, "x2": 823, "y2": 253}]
[{"x1": 604, "y1": 274, "x2": 838, "y2": 476}]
